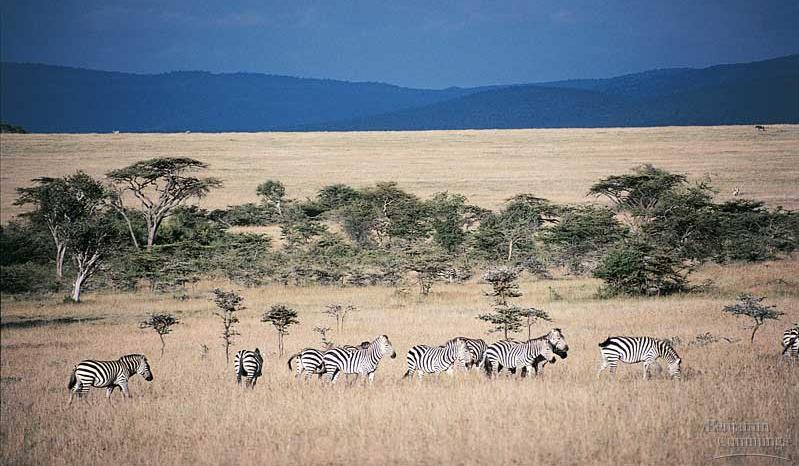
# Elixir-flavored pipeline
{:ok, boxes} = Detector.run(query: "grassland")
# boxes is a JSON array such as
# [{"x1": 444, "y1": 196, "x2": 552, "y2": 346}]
[{"x1": 1, "y1": 126, "x2": 799, "y2": 465}]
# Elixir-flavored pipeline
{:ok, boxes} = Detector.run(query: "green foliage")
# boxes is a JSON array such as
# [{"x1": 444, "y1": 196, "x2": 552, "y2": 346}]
[
  {"x1": 722, "y1": 294, "x2": 783, "y2": 343},
  {"x1": 139, "y1": 313, "x2": 180, "y2": 357},
  {"x1": 0, "y1": 222, "x2": 51, "y2": 266},
  {"x1": 208, "y1": 203, "x2": 274, "y2": 226},
  {"x1": 426, "y1": 192, "x2": 469, "y2": 252},
  {"x1": 482, "y1": 267, "x2": 522, "y2": 306},
  {"x1": 593, "y1": 239, "x2": 690, "y2": 297},
  {"x1": 473, "y1": 194, "x2": 555, "y2": 263},
  {"x1": 589, "y1": 164, "x2": 688, "y2": 223},
  {"x1": 0, "y1": 122, "x2": 27, "y2": 133},
  {"x1": 107, "y1": 157, "x2": 222, "y2": 250},
  {"x1": 212, "y1": 288, "x2": 243, "y2": 363},
  {"x1": 262, "y1": 304, "x2": 300, "y2": 356},
  {"x1": 478, "y1": 305, "x2": 524, "y2": 340},
  {"x1": 540, "y1": 204, "x2": 628, "y2": 274},
  {"x1": 316, "y1": 184, "x2": 360, "y2": 211},
  {"x1": 280, "y1": 204, "x2": 328, "y2": 248},
  {"x1": 0, "y1": 262, "x2": 54, "y2": 294},
  {"x1": 520, "y1": 307, "x2": 553, "y2": 340},
  {"x1": 478, "y1": 267, "x2": 532, "y2": 339}
]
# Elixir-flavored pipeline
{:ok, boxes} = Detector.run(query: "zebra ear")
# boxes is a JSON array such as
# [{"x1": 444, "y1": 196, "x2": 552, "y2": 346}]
[{"x1": 255, "y1": 348, "x2": 261, "y2": 354}]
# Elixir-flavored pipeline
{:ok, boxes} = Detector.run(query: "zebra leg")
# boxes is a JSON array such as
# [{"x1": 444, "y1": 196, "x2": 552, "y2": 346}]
[
  {"x1": 643, "y1": 360, "x2": 652, "y2": 380},
  {"x1": 445, "y1": 367, "x2": 454, "y2": 377},
  {"x1": 106, "y1": 386, "x2": 115, "y2": 400},
  {"x1": 367, "y1": 372, "x2": 375, "y2": 384},
  {"x1": 597, "y1": 360, "x2": 608, "y2": 378},
  {"x1": 120, "y1": 382, "x2": 130, "y2": 399}
]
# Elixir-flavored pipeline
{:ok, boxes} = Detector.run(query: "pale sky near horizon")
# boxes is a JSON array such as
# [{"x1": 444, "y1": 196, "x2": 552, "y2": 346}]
[{"x1": 1, "y1": 0, "x2": 798, "y2": 89}]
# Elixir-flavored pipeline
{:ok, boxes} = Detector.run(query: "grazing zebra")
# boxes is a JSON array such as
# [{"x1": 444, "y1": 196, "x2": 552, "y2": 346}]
[
  {"x1": 456, "y1": 337, "x2": 488, "y2": 371},
  {"x1": 517, "y1": 329, "x2": 570, "y2": 377},
  {"x1": 782, "y1": 326, "x2": 799, "y2": 358},
  {"x1": 287, "y1": 342, "x2": 371, "y2": 380},
  {"x1": 404, "y1": 337, "x2": 468, "y2": 379},
  {"x1": 484, "y1": 332, "x2": 561, "y2": 378},
  {"x1": 597, "y1": 336, "x2": 682, "y2": 379},
  {"x1": 68, "y1": 354, "x2": 153, "y2": 404},
  {"x1": 323, "y1": 335, "x2": 397, "y2": 384},
  {"x1": 234, "y1": 348, "x2": 264, "y2": 388}
]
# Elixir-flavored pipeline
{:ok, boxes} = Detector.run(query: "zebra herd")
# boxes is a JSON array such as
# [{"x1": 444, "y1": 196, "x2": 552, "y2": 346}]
[{"x1": 67, "y1": 326, "x2": 799, "y2": 401}]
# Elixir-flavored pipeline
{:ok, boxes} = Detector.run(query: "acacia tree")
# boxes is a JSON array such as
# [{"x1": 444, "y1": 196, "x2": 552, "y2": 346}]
[
  {"x1": 262, "y1": 304, "x2": 300, "y2": 356},
  {"x1": 478, "y1": 267, "x2": 525, "y2": 339},
  {"x1": 14, "y1": 172, "x2": 107, "y2": 286},
  {"x1": 473, "y1": 194, "x2": 556, "y2": 263},
  {"x1": 212, "y1": 288, "x2": 243, "y2": 363},
  {"x1": 324, "y1": 304, "x2": 358, "y2": 332},
  {"x1": 722, "y1": 294, "x2": 783, "y2": 343},
  {"x1": 68, "y1": 211, "x2": 119, "y2": 302},
  {"x1": 107, "y1": 157, "x2": 222, "y2": 251},
  {"x1": 140, "y1": 313, "x2": 180, "y2": 357},
  {"x1": 256, "y1": 180, "x2": 287, "y2": 217}
]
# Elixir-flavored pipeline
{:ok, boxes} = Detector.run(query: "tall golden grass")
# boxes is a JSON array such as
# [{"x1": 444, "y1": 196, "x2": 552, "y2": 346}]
[{"x1": 1, "y1": 126, "x2": 798, "y2": 465}]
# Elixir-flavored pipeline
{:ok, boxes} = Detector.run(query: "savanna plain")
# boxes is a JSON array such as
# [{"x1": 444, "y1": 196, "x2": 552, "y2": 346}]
[{"x1": 1, "y1": 126, "x2": 798, "y2": 465}]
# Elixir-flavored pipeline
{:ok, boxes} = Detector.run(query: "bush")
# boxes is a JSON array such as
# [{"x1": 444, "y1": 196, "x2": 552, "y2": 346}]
[
  {"x1": 0, "y1": 262, "x2": 54, "y2": 294},
  {"x1": 594, "y1": 239, "x2": 690, "y2": 297}
]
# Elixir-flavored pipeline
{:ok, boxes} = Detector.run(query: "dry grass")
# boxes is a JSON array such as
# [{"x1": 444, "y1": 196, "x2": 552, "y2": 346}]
[
  {"x1": 2, "y1": 125, "x2": 799, "y2": 222},
  {"x1": 2, "y1": 126, "x2": 799, "y2": 465},
  {"x1": 2, "y1": 263, "x2": 798, "y2": 465}
]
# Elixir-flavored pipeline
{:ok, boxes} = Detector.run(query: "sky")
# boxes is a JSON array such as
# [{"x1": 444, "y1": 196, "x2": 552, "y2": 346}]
[{"x1": 2, "y1": 0, "x2": 798, "y2": 89}]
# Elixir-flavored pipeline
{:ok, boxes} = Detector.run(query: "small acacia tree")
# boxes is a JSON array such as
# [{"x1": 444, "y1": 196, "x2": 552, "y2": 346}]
[
  {"x1": 256, "y1": 180, "x2": 287, "y2": 217},
  {"x1": 324, "y1": 304, "x2": 358, "y2": 332},
  {"x1": 520, "y1": 307, "x2": 552, "y2": 340},
  {"x1": 262, "y1": 304, "x2": 300, "y2": 356},
  {"x1": 313, "y1": 326, "x2": 334, "y2": 349},
  {"x1": 478, "y1": 267, "x2": 525, "y2": 339},
  {"x1": 107, "y1": 157, "x2": 222, "y2": 251},
  {"x1": 211, "y1": 288, "x2": 243, "y2": 363},
  {"x1": 140, "y1": 313, "x2": 180, "y2": 357},
  {"x1": 722, "y1": 294, "x2": 783, "y2": 343}
]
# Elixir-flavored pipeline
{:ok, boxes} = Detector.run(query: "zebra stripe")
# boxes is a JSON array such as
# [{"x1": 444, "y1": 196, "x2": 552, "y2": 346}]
[
  {"x1": 323, "y1": 335, "x2": 397, "y2": 383},
  {"x1": 234, "y1": 349, "x2": 264, "y2": 388},
  {"x1": 782, "y1": 326, "x2": 798, "y2": 358},
  {"x1": 457, "y1": 337, "x2": 488, "y2": 370},
  {"x1": 484, "y1": 329, "x2": 568, "y2": 378},
  {"x1": 287, "y1": 342, "x2": 371, "y2": 380},
  {"x1": 68, "y1": 354, "x2": 153, "y2": 403},
  {"x1": 598, "y1": 336, "x2": 682, "y2": 379},
  {"x1": 404, "y1": 338, "x2": 468, "y2": 379}
]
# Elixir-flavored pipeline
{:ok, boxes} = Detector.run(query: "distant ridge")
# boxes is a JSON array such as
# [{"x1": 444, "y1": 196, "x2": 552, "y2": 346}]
[{"x1": 1, "y1": 54, "x2": 797, "y2": 133}]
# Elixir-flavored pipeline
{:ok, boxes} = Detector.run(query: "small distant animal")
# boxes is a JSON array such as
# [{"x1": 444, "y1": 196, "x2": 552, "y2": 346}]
[
  {"x1": 782, "y1": 326, "x2": 798, "y2": 358},
  {"x1": 598, "y1": 336, "x2": 681, "y2": 379},
  {"x1": 732, "y1": 187, "x2": 741, "y2": 197},
  {"x1": 755, "y1": 125, "x2": 766, "y2": 131},
  {"x1": 234, "y1": 348, "x2": 264, "y2": 388},
  {"x1": 112, "y1": 130, "x2": 120, "y2": 134},
  {"x1": 68, "y1": 354, "x2": 153, "y2": 403}
]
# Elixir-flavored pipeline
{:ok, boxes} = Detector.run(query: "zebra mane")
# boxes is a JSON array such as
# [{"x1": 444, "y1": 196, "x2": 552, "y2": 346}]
[{"x1": 118, "y1": 354, "x2": 146, "y2": 374}]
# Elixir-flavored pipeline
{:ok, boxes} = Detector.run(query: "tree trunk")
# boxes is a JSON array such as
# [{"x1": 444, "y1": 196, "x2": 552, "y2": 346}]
[
  {"x1": 750, "y1": 322, "x2": 761, "y2": 344},
  {"x1": 507, "y1": 239, "x2": 515, "y2": 262},
  {"x1": 71, "y1": 273, "x2": 86, "y2": 303},
  {"x1": 159, "y1": 334, "x2": 165, "y2": 358},
  {"x1": 119, "y1": 209, "x2": 141, "y2": 250},
  {"x1": 56, "y1": 243, "x2": 66, "y2": 281}
]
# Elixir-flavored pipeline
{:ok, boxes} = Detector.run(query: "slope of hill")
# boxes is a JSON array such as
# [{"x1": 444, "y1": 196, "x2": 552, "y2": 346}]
[
  {"x1": 1, "y1": 54, "x2": 797, "y2": 132},
  {"x1": 0, "y1": 64, "x2": 476, "y2": 133}
]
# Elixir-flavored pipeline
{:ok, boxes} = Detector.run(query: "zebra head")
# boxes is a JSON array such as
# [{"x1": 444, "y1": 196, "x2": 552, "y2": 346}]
[
  {"x1": 546, "y1": 328, "x2": 569, "y2": 358},
  {"x1": 662, "y1": 344, "x2": 682, "y2": 379},
  {"x1": 374, "y1": 335, "x2": 397, "y2": 359},
  {"x1": 447, "y1": 337, "x2": 469, "y2": 364},
  {"x1": 122, "y1": 354, "x2": 154, "y2": 381}
]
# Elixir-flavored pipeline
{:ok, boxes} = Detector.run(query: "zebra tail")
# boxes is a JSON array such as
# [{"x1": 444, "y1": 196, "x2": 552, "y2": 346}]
[
  {"x1": 68, "y1": 366, "x2": 77, "y2": 390},
  {"x1": 783, "y1": 345, "x2": 791, "y2": 355},
  {"x1": 598, "y1": 338, "x2": 612, "y2": 347},
  {"x1": 287, "y1": 353, "x2": 298, "y2": 371},
  {"x1": 403, "y1": 370, "x2": 412, "y2": 379}
]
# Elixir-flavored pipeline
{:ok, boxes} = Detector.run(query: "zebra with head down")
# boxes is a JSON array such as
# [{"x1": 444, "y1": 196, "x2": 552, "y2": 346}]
[
  {"x1": 484, "y1": 330, "x2": 566, "y2": 378},
  {"x1": 287, "y1": 341, "x2": 370, "y2": 380},
  {"x1": 234, "y1": 348, "x2": 264, "y2": 388}
]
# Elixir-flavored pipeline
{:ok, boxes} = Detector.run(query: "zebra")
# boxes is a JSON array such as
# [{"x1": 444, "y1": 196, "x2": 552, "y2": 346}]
[
  {"x1": 597, "y1": 336, "x2": 682, "y2": 379},
  {"x1": 67, "y1": 354, "x2": 153, "y2": 404},
  {"x1": 404, "y1": 337, "x2": 468, "y2": 379},
  {"x1": 287, "y1": 341, "x2": 371, "y2": 380},
  {"x1": 514, "y1": 329, "x2": 570, "y2": 377},
  {"x1": 456, "y1": 337, "x2": 488, "y2": 371},
  {"x1": 323, "y1": 335, "x2": 396, "y2": 384},
  {"x1": 782, "y1": 326, "x2": 799, "y2": 358},
  {"x1": 234, "y1": 348, "x2": 264, "y2": 388},
  {"x1": 484, "y1": 332, "x2": 562, "y2": 378}
]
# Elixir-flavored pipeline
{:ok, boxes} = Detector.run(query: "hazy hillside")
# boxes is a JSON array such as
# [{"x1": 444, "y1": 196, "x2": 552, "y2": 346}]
[
  {"x1": 1, "y1": 54, "x2": 797, "y2": 132},
  {"x1": 310, "y1": 55, "x2": 799, "y2": 130},
  {"x1": 0, "y1": 64, "x2": 476, "y2": 133}
]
